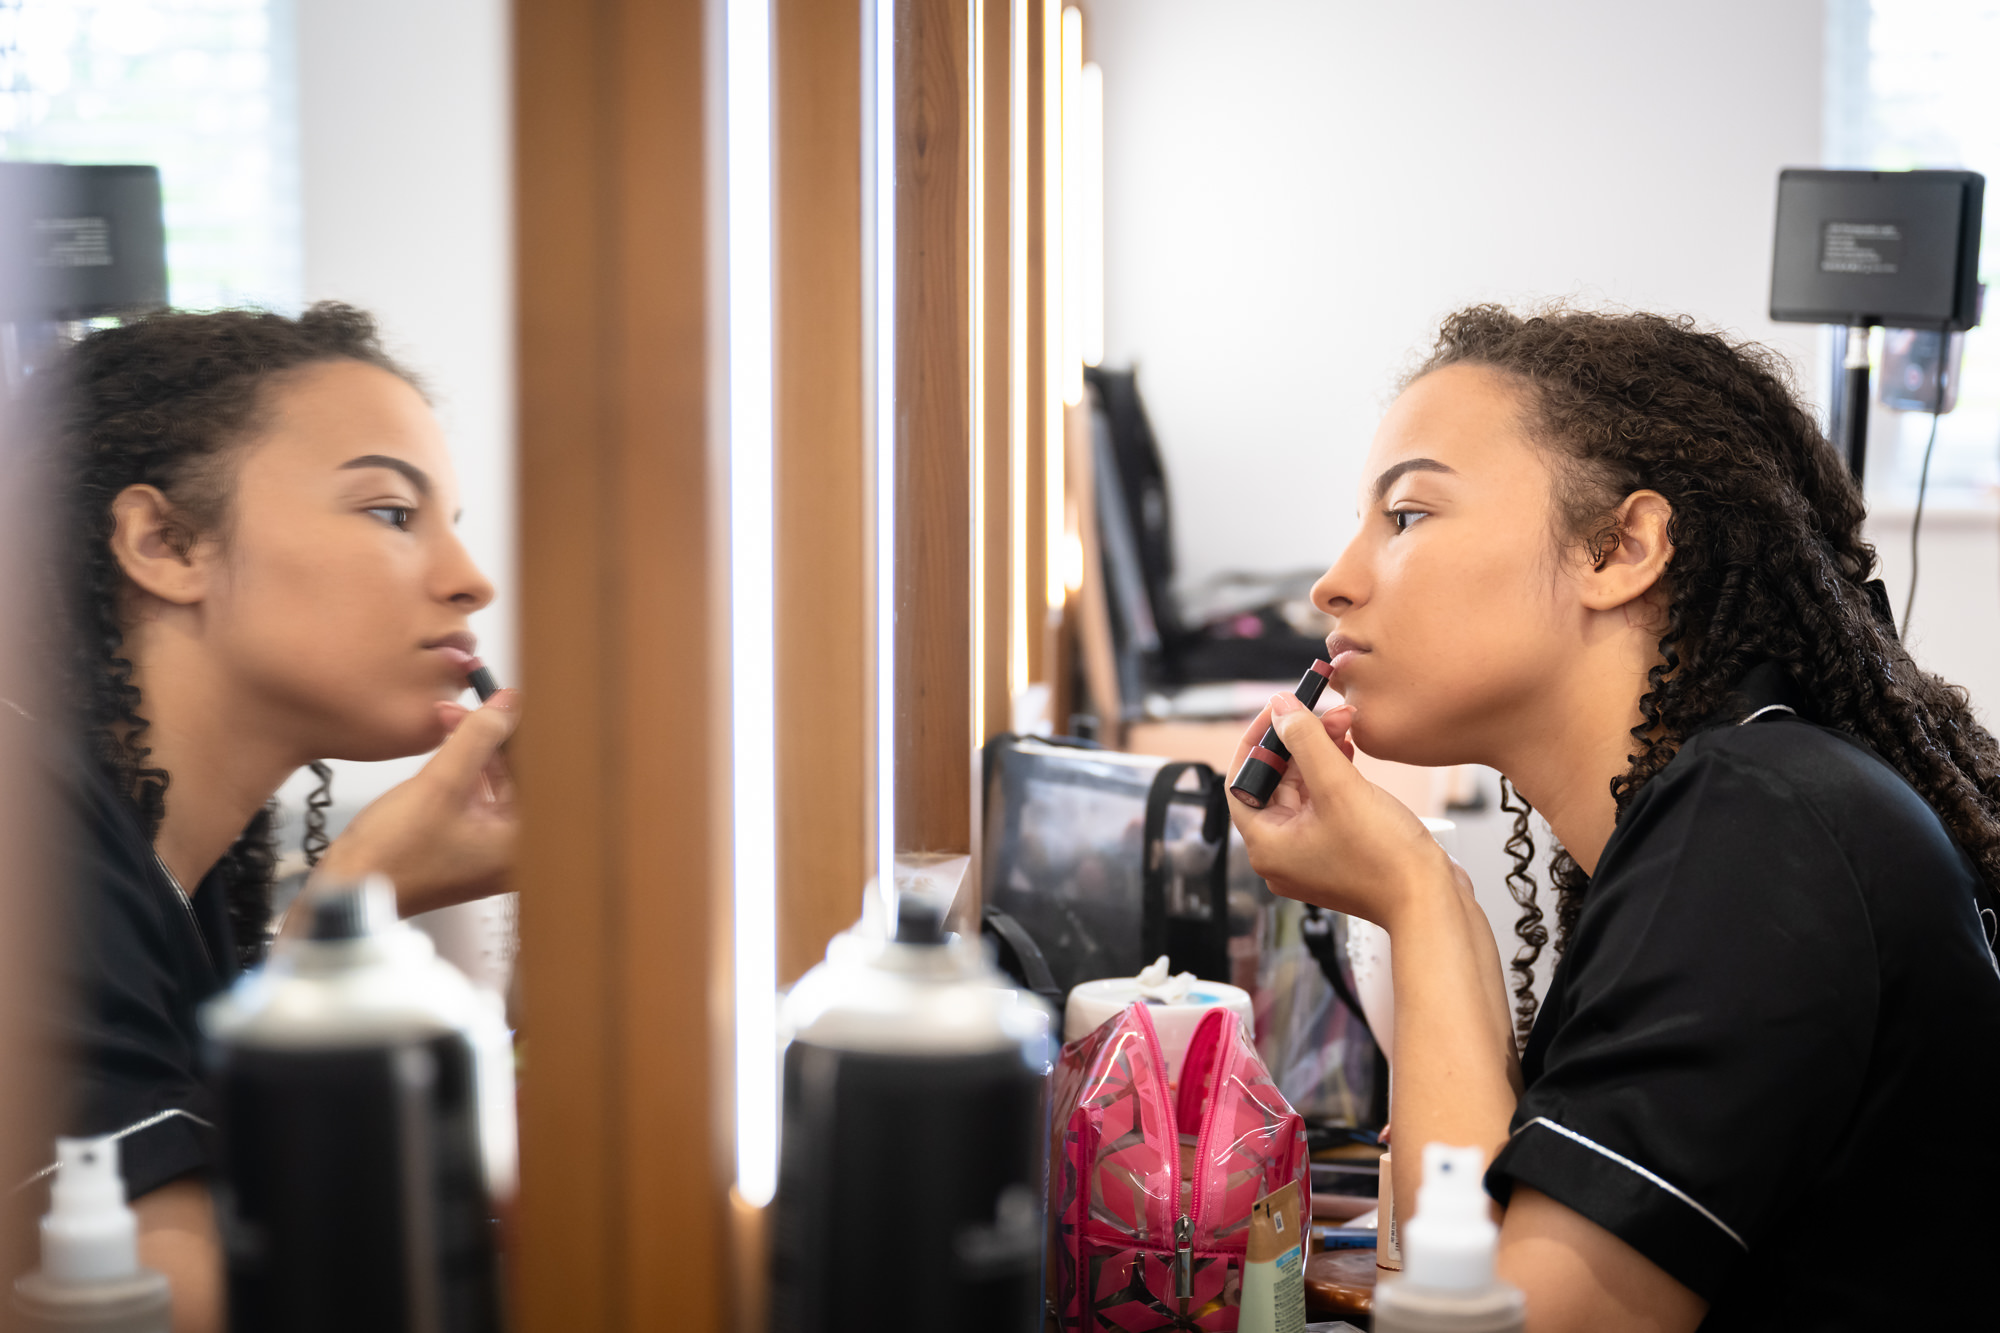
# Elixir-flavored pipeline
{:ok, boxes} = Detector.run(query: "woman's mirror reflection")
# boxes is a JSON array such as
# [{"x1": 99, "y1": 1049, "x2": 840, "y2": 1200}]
[{"x1": 52, "y1": 306, "x2": 518, "y2": 1333}]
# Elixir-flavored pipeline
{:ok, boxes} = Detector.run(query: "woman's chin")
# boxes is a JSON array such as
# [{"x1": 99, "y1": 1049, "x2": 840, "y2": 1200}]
[
  {"x1": 1351, "y1": 712, "x2": 1463, "y2": 770},
  {"x1": 322, "y1": 712, "x2": 454, "y2": 763}
]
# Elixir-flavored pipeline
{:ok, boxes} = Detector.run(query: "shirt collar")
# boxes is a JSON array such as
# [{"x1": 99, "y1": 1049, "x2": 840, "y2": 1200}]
[{"x1": 1696, "y1": 659, "x2": 1809, "y2": 732}]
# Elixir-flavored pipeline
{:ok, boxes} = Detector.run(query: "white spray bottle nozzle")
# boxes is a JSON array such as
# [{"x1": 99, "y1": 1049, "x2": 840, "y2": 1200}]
[
  {"x1": 1403, "y1": 1143, "x2": 1499, "y2": 1292},
  {"x1": 39, "y1": 1135, "x2": 140, "y2": 1284}
]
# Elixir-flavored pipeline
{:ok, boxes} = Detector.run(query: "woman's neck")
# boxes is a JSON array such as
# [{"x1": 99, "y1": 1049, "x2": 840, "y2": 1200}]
[
  {"x1": 126, "y1": 624, "x2": 305, "y2": 893},
  {"x1": 1496, "y1": 659, "x2": 1659, "y2": 879}
]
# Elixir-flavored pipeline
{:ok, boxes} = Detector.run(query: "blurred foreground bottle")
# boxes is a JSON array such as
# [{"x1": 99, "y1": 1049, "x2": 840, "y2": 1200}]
[
  {"x1": 1374, "y1": 1144, "x2": 1525, "y2": 1333},
  {"x1": 12, "y1": 1137, "x2": 171, "y2": 1333},
  {"x1": 203, "y1": 877, "x2": 516, "y2": 1333},
  {"x1": 771, "y1": 891, "x2": 1051, "y2": 1333}
]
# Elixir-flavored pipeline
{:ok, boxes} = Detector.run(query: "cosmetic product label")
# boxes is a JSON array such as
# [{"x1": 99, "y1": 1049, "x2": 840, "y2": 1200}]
[
  {"x1": 1242, "y1": 1180, "x2": 1305, "y2": 1333},
  {"x1": 1377, "y1": 1150, "x2": 1402, "y2": 1272}
]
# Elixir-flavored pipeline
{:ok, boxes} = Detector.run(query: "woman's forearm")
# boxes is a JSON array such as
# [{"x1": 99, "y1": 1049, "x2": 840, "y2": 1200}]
[{"x1": 1385, "y1": 866, "x2": 1522, "y2": 1217}]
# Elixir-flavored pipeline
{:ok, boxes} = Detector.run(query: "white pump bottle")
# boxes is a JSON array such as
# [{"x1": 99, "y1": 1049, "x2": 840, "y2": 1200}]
[
  {"x1": 1373, "y1": 1143, "x2": 1526, "y2": 1333},
  {"x1": 12, "y1": 1135, "x2": 172, "y2": 1332}
]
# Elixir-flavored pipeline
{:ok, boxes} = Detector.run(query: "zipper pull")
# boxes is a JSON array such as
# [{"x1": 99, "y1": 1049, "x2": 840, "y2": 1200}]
[{"x1": 1174, "y1": 1213, "x2": 1193, "y2": 1304}]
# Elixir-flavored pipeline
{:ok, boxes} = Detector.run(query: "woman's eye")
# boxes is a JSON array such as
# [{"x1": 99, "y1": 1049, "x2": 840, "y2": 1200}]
[
  {"x1": 1389, "y1": 508, "x2": 1427, "y2": 533},
  {"x1": 366, "y1": 506, "x2": 415, "y2": 531}
]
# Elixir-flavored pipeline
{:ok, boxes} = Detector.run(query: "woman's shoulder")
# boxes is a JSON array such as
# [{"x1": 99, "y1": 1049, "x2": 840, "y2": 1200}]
[{"x1": 1663, "y1": 711, "x2": 1972, "y2": 884}]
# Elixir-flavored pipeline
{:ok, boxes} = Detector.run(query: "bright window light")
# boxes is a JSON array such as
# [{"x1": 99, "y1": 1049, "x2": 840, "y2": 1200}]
[{"x1": 726, "y1": 0, "x2": 777, "y2": 1210}]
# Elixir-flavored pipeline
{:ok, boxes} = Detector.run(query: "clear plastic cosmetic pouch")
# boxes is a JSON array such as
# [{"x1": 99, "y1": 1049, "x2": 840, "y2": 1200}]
[{"x1": 1049, "y1": 1000, "x2": 1308, "y2": 1330}]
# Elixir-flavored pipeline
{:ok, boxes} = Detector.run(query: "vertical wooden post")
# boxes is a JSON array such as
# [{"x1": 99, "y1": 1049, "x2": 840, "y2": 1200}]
[
  {"x1": 893, "y1": 0, "x2": 976, "y2": 857},
  {"x1": 977, "y1": 0, "x2": 1014, "y2": 746},
  {"x1": 513, "y1": 1, "x2": 731, "y2": 1330},
  {"x1": 774, "y1": 0, "x2": 872, "y2": 986}
]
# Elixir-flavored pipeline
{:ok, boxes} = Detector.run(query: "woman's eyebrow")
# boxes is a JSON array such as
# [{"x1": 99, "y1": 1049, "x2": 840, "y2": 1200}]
[
  {"x1": 1371, "y1": 457, "x2": 1457, "y2": 501},
  {"x1": 338, "y1": 454, "x2": 432, "y2": 498}
]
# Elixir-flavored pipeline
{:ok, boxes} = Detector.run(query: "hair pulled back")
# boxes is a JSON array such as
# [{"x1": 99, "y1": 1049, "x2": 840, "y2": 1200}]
[
  {"x1": 1410, "y1": 305, "x2": 2000, "y2": 1043},
  {"x1": 56, "y1": 303, "x2": 417, "y2": 966}
]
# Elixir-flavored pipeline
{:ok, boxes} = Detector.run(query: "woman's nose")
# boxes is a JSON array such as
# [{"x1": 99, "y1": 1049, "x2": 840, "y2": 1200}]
[
  {"x1": 1312, "y1": 536, "x2": 1368, "y2": 617},
  {"x1": 439, "y1": 532, "x2": 496, "y2": 612}
]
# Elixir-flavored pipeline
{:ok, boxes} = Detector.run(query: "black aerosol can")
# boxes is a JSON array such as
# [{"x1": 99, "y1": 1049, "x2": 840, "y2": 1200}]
[
  {"x1": 771, "y1": 892, "x2": 1052, "y2": 1333},
  {"x1": 203, "y1": 877, "x2": 517, "y2": 1333}
]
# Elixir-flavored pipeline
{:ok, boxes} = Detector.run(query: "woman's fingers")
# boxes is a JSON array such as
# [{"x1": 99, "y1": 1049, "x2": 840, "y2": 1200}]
[
  {"x1": 425, "y1": 689, "x2": 520, "y2": 792},
  {"x1": 1268, "y1": 692, "x2": 1361, "y2": 799},
  {"x1": 1322, "y1": 703, "x2": 1358, "y2": 761}
]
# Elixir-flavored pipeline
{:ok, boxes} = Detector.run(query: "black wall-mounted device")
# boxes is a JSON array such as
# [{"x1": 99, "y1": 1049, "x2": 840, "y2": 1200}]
[
  {"x1": 0, "y1": 162, "x2": 168, "y2": 321},
  {"x1": 1769, "y1": 168, "x2": 1985, "y2": 480},
  {"x1": 1771, "y1": 168, "x2": 1983, "y2": 331}
]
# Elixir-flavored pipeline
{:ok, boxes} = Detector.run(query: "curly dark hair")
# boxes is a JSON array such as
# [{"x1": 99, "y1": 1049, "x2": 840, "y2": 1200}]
[
  {"x1": 1408, "y1": 305, "x2": 2000, "y2": 1042},
  {"x1": 55, "y1": 303, "x2": 419, "y2": 967}
]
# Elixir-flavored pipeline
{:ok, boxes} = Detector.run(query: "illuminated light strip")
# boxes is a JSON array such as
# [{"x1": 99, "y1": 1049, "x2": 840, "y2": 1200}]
[
  {"x1": 725, "y1": 0, "x2": 777, "y2": 1208},
  {"x1": 970, "y1": 0, "x2": 985, "y2": 745},
  {"x1": 1078, "y1": 61, "x2": 1103, "y2": 369},
  {"x1": 867, "y1": 0, "x2": 898, "y2": 919},
  {"x1": 1060, "y1": 6, "x2": 1083, "y2": 407},
  {"x1": 1043, "y1": 0, "x2": 1065, "y2": 612},
  {"x1": 1008, "y1": 0, "x2": 1029, "y2": 693}
]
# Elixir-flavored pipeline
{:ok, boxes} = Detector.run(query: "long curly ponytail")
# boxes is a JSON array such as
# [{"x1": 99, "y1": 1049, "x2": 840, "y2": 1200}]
[
  {"x1": 1410, "y1": 306, "x2": 2000, "y2": 1038},
  {"x1": 54, "y1": 304, "x2": 418, "y2": 967}
]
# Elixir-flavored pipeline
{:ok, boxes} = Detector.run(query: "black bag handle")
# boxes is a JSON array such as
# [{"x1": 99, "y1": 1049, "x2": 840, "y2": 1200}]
[
  {"x1": 982, "y1": 906, "x2": 1065, "y2": 1011},
  {"x1": 1142, "y1": 761, "x2": 1230, "y2": 979},
  {"x1": 1300, "y1": 905, "x2": 1375, "y2": 1042}
]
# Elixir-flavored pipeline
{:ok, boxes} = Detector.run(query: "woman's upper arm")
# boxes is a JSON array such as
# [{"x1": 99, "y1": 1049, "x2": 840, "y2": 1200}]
[
  {"x1": 1498, "y1": 1186, "x2": 1707, "y2": 1333},
  {"x1": 133, "y1": 1178, "x2": 223, "y2": 1333}
]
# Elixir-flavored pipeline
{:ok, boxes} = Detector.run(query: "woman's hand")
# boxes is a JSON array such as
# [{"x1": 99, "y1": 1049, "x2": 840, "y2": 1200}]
[
  {"x1": 316, "y1": 689, "x2": 519, "y2": 917},
  {"x1": 1228, "y1": 692, "x2": 1455, "y2": 930}
]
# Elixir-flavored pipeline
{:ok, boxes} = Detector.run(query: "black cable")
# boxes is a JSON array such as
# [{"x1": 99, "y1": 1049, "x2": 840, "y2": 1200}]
[{"x1": 1900, "y1": 362, "x2": 1948, "y2": 639}]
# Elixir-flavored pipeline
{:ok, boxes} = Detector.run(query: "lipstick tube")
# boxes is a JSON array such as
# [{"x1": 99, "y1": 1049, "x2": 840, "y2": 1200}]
[{"x1": 1229, "y1": 657, "x2": 1335, "y2": 809}]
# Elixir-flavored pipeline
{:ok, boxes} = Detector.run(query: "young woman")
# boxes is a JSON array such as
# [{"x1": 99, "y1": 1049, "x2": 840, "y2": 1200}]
[
  {"x1": 48, "y1": 304, "x2": 518, "y2": 1333},
  {"x1": 1230, "y1": 306, "x2": 2000, "y2": 1330}
]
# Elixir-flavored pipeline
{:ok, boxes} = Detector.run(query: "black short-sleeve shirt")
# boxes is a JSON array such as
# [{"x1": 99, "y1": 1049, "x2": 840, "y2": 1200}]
[
  {"x1": 43, "y1": 729, "x2": 241, "y2": 1200},
  {"x1": 1485, "y1": 662, "x2": 2000, "y2": 1327}
]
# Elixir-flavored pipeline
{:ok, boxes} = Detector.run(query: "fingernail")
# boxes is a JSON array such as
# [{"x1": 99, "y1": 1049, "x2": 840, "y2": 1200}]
[
  {"x1": 489, "y1": 688, "x2": 518, "y2": 711},
  {"x1": 1270, "y1": 692, "x2": 1299, "y2": 717}
]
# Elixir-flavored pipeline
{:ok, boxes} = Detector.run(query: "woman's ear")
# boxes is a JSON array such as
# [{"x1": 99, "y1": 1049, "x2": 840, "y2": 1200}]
[
  {"x1": 1579, "y1": 490, "x2": 1673, "y2": 612},
  {"x1": 109, "y1": 485, "x2": 214, "y2": 606}
]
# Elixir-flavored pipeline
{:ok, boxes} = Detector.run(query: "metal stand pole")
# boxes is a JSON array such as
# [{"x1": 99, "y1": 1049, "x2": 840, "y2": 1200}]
[{"x1": 1841, "y1": 323, "x2": 1872, "y2": 481}]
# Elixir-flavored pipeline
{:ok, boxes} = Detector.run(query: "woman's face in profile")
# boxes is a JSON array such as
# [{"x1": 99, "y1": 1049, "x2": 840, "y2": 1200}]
[
  {"x1": 201, "y1": 359, "x2": 493, "y2": 761},
  {"x1": 1310, "y1": 363, "x2": 1583, "y2": 769}
]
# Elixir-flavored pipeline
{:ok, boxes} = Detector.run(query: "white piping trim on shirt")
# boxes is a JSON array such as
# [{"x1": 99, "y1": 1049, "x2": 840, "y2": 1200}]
[
  {"x1": 11, "y1": 1107, "x2": 217, "y2": 1194},
  {"x1": 1738, "y1": 703, "x2": 1797, "y2": 725},
  {"x1": 1517, "y1": 1116, "x2": 1747, "y2": 1251}
]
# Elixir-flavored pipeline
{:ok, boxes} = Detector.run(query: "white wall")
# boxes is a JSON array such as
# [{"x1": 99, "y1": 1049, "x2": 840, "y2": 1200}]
[{"x1": 1090, "y1": 0, "x2": 1826, "y2": 590}]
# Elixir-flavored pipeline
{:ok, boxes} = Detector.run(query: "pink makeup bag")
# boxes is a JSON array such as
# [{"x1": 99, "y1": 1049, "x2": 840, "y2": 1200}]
[{"x1": 1049, "y1": 1000, "x2": 1309, "y2": 1330}]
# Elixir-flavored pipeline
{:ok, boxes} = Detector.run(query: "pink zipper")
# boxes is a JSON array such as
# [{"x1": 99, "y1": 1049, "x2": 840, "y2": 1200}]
[
  {"x1": 1184, "y1": 1008, "x2": 1230, "y2": 1250},
  {"x1": 1128, "y1": 1002, "x2": 1181, "y2": 1232}
]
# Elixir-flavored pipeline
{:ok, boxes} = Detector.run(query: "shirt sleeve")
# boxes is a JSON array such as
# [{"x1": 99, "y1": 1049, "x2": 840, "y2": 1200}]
[
  {"x1": 1484, "y1": 733, "x2": 1877, "y2": 1300},
  {"x1": 53, "y1": 784, "x2": 222, "y2": 1200}
]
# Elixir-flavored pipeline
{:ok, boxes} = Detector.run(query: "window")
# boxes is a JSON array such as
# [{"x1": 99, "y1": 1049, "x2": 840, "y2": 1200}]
[
  {"x1": 1826, "y1": 0, "x2": 2000, "y2": 506},
  {"x1": 0, "y1": 0, "x2": 299, "y2": 311}
]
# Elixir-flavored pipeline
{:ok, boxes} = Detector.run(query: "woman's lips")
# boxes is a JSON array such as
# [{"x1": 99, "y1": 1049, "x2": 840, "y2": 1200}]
[
  {"x1": 428, "y1": 644, "x2": 480, "y2": 674},
  {"x1": 1326, "y1": 634, "x2": 1369, "y2": 678}
]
